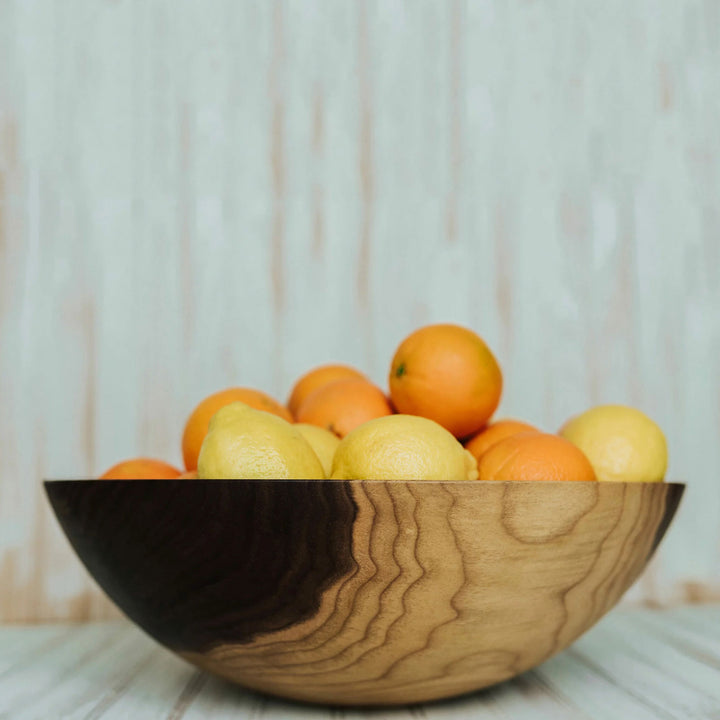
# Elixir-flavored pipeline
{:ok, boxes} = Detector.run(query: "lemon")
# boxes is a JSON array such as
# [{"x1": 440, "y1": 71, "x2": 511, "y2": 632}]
[
  {"x1": 559, "y1": 404, "x2": 667, "y2": 483},
  {"x1": 198, "y1": 402, "x2": 325, "y2": 479},
  {"x1": 295, "y1": 423, "x2": 340, "y2": 477},
  {"x1": 330, "y1": 414, "x2": 478, "y2": 481}
]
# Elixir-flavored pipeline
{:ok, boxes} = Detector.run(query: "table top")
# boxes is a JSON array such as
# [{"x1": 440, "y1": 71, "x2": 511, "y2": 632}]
[{"x1": 1, "y1": 606, "x2": 719, "y2": 719}]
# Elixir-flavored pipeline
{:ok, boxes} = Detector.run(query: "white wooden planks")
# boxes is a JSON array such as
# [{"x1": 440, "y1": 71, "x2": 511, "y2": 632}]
[
  {"x1": 0, "y1": 607, "x2": 719, "y2": 719},
  {"x1": 0, "y1": 0, "x2": 719, "y2": 621}
]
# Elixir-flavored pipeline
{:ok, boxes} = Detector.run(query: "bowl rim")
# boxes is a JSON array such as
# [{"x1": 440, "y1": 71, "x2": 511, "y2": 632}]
[{"x1": 43, "y1": 478, "x2": 686, "y2": 487}]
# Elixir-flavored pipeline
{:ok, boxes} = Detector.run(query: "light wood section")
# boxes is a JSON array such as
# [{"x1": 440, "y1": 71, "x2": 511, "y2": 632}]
[{"x1": 182, "y1": 481, "x2": 681, "y2": 704}]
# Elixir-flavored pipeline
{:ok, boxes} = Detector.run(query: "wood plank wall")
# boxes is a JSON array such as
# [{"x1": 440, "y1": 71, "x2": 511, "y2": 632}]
[{"x1": 0, "y1": 0, "x2": 719, "y2": 621}]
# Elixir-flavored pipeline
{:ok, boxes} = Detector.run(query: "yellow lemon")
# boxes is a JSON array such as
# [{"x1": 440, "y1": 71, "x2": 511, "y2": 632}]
[
  {"x1": 559, "y1": 404, "x2": 667, "y2": 483},
  {"x1": 198, "y1": 402, "x2": 325, "y2": 479},
  {"x1": 330, "y1": 414, "x2": 478, "y2": 481},
  {"x1": 295, "y1": 423, "x2": 341, "y2": 477}
]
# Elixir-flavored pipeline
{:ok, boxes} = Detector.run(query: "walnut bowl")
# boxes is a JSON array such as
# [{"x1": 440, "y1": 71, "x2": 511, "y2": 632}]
[{"x1": 45, "y1": 479, "x2": 683, "y2": 706}]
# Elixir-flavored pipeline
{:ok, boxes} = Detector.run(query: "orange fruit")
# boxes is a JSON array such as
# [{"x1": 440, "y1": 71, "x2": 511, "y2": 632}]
[
  {"x1": 296, "y1": 379, "x2": 393, "y2": 437},
  {"x1": 389, "y1": 324, "x2": 503, "y2": 438},
  {"x1": 287, "y1": 364, "x2": 366, "y2": 418},
  {"x1": 182, "y1": 388, "x2": 292, "y2": 470},
  {"x1": 100, "y1": 458, "x2": 182, "y2": 480},
  {"x1": 477, "y1": 432, "x2": 597, "y2": 482},
  {"x1": 178, "y1": 470, "x2": 199, "y2": 479},
  {"x1": 465, "y1": 419, "x2": 538, "y2": 462}
]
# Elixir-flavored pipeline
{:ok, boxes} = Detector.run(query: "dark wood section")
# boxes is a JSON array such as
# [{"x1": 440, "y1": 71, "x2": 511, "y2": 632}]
[
  {"x1": 650, "y1": 481, "x2": 685, "y2": 555},
  {"x1": 45, "y1": 480, "x2": 358, "y2": 651}
]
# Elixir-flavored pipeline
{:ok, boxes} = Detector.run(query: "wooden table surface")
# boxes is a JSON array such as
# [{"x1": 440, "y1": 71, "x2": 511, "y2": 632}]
[{"x1": 1, "y1": 606, "x2": 719, "y2": 720}]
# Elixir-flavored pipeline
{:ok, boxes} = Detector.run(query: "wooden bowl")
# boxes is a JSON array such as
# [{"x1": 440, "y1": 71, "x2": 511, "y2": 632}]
[{"x1": 45, "y1": 479, "x2": 683, "y2": 706}]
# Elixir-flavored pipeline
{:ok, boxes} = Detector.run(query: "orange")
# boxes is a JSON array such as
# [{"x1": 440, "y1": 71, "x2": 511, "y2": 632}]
[
  {"x1": 182, "y1": 388, "x2": 292, "y2": 470},
  {"x1": 287, "y1": 364, "x2": 366, "y2": 418},
  {"x1": 100, "y1": 458, "x2": 182, "y2": 480},
  {"x1": 296, "y1": 379, "x2": 393, "y2": 437},
  {"x1": 465, "y1": 419, "x2": 538, "y2": 462},
  {"x1": 389, "y1": 324, "x2": 502, "y2": 438},
  {"x1": 178, "y1": 470, "x2": 199, "y2": 479},
  {"x1": 477, "y1": 432, "x2": 597, "y2": 482}
]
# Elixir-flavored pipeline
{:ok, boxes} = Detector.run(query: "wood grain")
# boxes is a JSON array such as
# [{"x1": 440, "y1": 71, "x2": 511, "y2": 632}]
[
  {"x1": 0, "y1": 0, "x2": 719, "y2": 622},
  {"x1": 45, "y1": 479, "x2": 682, "y2": 705}
]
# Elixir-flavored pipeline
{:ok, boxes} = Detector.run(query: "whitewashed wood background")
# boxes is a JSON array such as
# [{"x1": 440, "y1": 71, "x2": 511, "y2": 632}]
[{"x1": 0, "y1": 0, "x2": 719, "y2": 622}]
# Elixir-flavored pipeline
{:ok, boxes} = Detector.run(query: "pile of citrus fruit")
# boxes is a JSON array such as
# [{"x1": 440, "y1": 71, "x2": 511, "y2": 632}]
[{"x1": 100, "y1": 324, "x2": 668, "y2": 484}]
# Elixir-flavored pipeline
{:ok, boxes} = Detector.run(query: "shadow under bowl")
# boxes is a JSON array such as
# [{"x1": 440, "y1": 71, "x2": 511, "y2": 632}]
[{"x1": 45, "y1": 478, "x2": 683, "y2": 706}]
